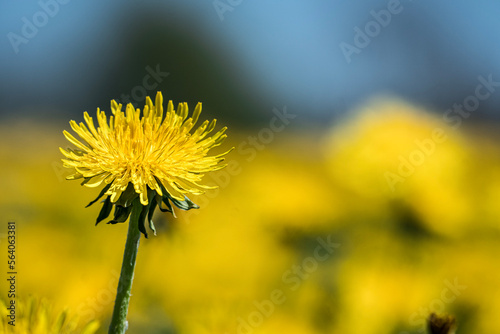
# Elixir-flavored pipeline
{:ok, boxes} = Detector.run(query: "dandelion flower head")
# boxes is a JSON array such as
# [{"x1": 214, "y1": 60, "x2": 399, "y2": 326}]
[
  {"x1": 61, "y1": 92, "x2": 230, "y2": 206},
  {"x1": 60, "y1": 92, "x2": 231, "y2": 236}
]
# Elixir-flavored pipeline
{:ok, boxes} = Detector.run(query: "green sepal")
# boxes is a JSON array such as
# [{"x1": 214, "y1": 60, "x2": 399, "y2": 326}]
[
  {"x1": 158, "y1": 182, "x2": 200, "y2": 213},
  {"x1": 169, "y1": 194, "x2": 200, "y2": 211},
  {"x1": 159, "y1": 195, "x2": 175, "y2": 217},
  {"x1": 183, "y1": 195, "x2": 200, "y2": 210},
  {"x1": 95, "y1": 196, "x2": 113, "y2": 225},
  {"x1": 138, "y1": 205, "x2": 149, "y2": 238},
  {"x1": 91, "y1": 182, "x2": 200, "y2": 236},
  {"x1": 86, "y1": 183, "x2": 112, "y2": 208},
  {"x1": 108, "y1": 205, "x2": 132, "y2": 224},
  {"x1": 147, "y1": 196, "x2": 157, "y2": 237},
  {"x1": 116, "y1": 183, "x2": 138, "y2": 208},
  {"x1": 137, "y1": 188, "x2": 157, "y2": 238}
]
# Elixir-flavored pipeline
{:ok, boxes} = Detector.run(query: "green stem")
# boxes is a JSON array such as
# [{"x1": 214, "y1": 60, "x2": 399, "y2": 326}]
[{"x1": 108, "y1": 199, "x2": 142, "y2": 334}]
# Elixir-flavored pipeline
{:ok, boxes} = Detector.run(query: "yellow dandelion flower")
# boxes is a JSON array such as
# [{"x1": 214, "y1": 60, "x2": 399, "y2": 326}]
[{"x1": 60, "y1": 92, "x2": 231, "y2": 236}]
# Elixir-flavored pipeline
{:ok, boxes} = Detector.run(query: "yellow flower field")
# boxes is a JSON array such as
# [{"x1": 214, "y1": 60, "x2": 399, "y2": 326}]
[{"x1": 1, "y1": 98, "x2": 500, "y2": 333}]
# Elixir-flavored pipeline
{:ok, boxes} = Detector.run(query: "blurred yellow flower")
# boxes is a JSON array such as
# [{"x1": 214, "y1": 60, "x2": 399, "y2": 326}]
[
  {"x1": 60, "y1": 92, "x2": 230, "y2": 206},
  {"x1": 323, "y1": 98, "x2": 478, "y2": 236},
  {"x1": 0, "y1": 296, "x2": 99, "y2": 334}
]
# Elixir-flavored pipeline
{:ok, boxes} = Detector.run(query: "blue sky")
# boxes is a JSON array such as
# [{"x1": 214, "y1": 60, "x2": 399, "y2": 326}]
[{"x1": 1, "y1": 0, "x2": 500, "y2": 121}]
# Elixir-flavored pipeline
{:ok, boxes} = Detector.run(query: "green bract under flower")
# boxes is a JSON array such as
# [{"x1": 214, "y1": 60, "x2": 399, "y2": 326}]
[{"x1": 87, "y1": 180, "x2": 200, "y2": 237}]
